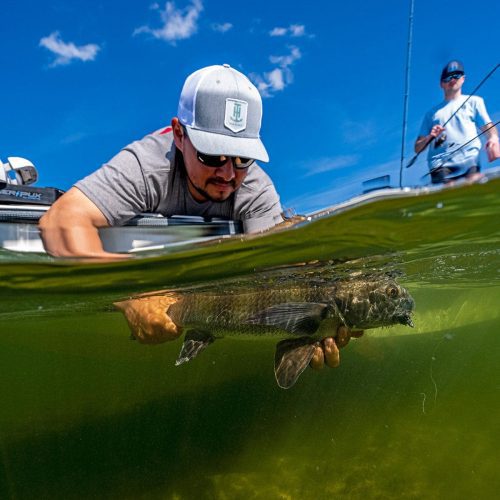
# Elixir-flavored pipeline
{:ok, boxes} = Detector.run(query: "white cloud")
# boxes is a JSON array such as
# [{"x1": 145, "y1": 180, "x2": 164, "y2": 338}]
[
  {"x1": 341, "y1": 120, "x2": 377, "y2": 145},
  {"x1": 303, "y1": 155, "x2": 361, "y2": 177},
  {"x1": 270, "y1": 27, "x2": 287, "y2": 37},
  {"x1": 289, "y1": 24, "x2": 305, "y2": 37},
  {"x1": 266, "y1": 68, "x2": 285, "y2": 91},
  {"x1": 134, "y1": 0, "x2": 203, "y2": 44},
  {"x1": 60, "y1": 131, "x2": 88, "y2": 145},
  {"x1": 270, "y1": 46, "x2": 301, "y2": 68},
  {"x1": 39, "y1": 32, "x2": 100, "y2": 67},
  {"x1": 251, "y1": 46, "x2": 302, "y2": 97},
  {"x1": 211, "y1": 22, "x2": 233, "y2": 33},
  {"x1": 269, "y1": 24, "x2": 306, "y2": 37}
]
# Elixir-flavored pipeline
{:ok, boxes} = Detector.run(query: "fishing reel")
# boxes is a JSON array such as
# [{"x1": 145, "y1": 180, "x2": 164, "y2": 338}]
[
  {"x1": 434, "y1": 133, "x2": 447, "y2": 148},
  {"x1": 0, "y1": 157, "x2": 38, "y2": 186}
]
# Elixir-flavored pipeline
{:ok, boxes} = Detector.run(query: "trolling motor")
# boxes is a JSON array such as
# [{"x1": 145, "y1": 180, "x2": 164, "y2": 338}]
[
  {"x1": 0, "y1": 157, "x2": 63, "y2": 205},
  {"x1": 0, "y1": 157, "x2": 38, "y2": 185}
]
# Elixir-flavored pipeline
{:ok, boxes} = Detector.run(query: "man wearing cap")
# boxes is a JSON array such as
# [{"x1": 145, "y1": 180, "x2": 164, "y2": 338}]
[
  {"x1": 414, "y1": 60, "x2": 499, "y2": 184},
  {"x1": 40, "y1": 64, "x2": 354, "y2": 373},
  {"x1": 40, "y1": 64, "x2": 284, "y2": 258}
]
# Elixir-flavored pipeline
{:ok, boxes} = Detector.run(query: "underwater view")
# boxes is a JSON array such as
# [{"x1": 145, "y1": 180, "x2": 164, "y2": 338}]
[{"x1": 0, "y1": 177, "x2": 499, "y2": 499}]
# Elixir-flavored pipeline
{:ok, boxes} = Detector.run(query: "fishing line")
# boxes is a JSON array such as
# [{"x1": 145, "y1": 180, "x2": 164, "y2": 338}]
[
  {"x1": 406, "y1": 62, "x2": 499, "y2": 169},
  {"x1": 421, "y1": 120, "x2": 500, "y2": 178}
]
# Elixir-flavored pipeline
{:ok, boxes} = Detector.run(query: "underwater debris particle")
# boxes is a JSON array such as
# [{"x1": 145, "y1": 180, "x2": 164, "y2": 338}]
[{"x1": 420, "y1": 392, "x2": 427, "y2": 414}]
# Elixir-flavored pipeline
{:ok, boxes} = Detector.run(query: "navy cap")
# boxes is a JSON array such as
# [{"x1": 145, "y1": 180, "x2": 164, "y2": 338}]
[{"x1": 441, "y1": 60, "x2": 465, "y2": 80}]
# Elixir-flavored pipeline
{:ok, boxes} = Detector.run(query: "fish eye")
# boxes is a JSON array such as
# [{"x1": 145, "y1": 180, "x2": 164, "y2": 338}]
[{"x1": 386, "y1": 286, "x2": 399, "y2": 298}]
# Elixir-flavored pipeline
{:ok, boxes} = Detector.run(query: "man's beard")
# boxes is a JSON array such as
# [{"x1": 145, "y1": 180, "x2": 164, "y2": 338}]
[{"x1": 187, "y1": 175, "x2": 235, "y2": 202}]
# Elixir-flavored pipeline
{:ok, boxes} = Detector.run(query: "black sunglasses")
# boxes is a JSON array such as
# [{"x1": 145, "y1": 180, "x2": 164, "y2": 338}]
[
  {"x1": 196, "y1": 151, "x2": 254, "y2": 170},
  {"x1": 442, "y1": 73, "x2": 463, "y2": 83}
]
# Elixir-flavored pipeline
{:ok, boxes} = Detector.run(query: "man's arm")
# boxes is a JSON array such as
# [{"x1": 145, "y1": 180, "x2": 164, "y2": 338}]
[
  {"x1": 414, "y1": 124, "x2": 446, "y2": 154},
  {"x1": 482, "y1": 121, "x2": 499, "y2": 140},
  {"x1": 482, "y1": 122, "x2": 500, "y2": 162},
  {"x1": 39, "y1": 187, "x2": 130, "y2": 258}
]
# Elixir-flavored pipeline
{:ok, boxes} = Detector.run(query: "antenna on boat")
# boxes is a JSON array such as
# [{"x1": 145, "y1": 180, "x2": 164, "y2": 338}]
[{"x1": 398, "y1": 0, "x2": 415, "y2": 188}]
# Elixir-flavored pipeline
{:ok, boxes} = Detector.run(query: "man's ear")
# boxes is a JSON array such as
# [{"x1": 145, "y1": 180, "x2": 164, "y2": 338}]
[{"x1": 171, "y1": 117, "x2": 185, "y2": 151}]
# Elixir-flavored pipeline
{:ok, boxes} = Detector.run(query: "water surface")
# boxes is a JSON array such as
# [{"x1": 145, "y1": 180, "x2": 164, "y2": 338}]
[{"x1": 0, "y1": 178, "x2": 499, "y2": 499}]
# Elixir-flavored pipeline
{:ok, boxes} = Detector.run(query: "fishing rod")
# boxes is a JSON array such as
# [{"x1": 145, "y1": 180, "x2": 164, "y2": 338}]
[
  {"x1": 406, "y1": 62, "x2": 500, "y2": 169},
  {"x1": 420, "y1": 119, "x2": 500, "y2": 179},
  {"x1": 398, "y1": 0, "x2": 415, "y2": 188}
]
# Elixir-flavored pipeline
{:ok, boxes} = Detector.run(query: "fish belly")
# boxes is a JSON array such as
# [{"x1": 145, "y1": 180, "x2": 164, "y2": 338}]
[{"x1": 314, "y1": 317, "x2": 342, "y2": 338}]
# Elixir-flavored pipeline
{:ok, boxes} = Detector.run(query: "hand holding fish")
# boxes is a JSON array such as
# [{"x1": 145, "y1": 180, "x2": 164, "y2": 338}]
[
  {"x1": 309, "y1": 327, "x2": 364, "y2": 370},
  {"x1": 114, "y1": 295, "x2": 182, "y2": 344}
]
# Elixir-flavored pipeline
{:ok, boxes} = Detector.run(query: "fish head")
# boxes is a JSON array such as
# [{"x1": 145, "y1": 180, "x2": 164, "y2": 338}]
[{"x1": 333, "y1": 279, "x2": 415, "y2": 329}]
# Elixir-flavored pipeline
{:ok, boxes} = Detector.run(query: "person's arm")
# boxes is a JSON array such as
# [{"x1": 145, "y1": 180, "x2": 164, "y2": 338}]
[
  {"x1": 39, "y1": 187, "x2": 130, "y2": 259},
  {"x1": 414, "y1": 124, "x2": 446, "y2": 154},
  {"x1": 482, "y1": 122, "x2": 500, "y2": 162}
]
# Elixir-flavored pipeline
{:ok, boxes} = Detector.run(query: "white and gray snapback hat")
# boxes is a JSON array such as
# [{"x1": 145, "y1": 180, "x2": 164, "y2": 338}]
[{"x1": 178, "y1": 64, "x2": 269, "y2": 162}]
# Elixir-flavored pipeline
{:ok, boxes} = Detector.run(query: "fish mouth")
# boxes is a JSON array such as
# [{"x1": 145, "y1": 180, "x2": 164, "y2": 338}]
[{"x1": 397, "y1": 313, "x2": 414, "y2": 328}]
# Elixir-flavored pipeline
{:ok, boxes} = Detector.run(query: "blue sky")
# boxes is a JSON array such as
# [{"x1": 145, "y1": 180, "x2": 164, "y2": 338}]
[{"x1": 1, "y1": 0, "x2": 498, "y2": 213}]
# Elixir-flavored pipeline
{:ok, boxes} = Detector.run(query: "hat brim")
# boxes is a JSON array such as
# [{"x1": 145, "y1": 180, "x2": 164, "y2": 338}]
[{"x1": 186, "y1": 127, "x2": 269, "y2": 163}]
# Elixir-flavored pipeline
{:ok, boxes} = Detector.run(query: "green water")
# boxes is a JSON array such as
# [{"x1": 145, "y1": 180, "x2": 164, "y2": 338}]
[{"x1": 0, "y1": 179, "x2": 499, "y2": 499}]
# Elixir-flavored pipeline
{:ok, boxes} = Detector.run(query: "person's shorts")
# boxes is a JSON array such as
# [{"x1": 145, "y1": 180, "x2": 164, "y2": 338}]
[{"x1": 430, "y1": 165, "x2": 480, "y2": 184}]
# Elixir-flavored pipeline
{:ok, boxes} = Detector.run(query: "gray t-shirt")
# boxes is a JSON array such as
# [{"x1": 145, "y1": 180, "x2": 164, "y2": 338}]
[{"x1": 75, "y1": 127, "x2": 283, "y2": 233}]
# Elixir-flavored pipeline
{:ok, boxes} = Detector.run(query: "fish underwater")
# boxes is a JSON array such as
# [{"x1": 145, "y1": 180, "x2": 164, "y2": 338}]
[{"x1": 161, "y1": 276, "x2": 415, "y2": 389}]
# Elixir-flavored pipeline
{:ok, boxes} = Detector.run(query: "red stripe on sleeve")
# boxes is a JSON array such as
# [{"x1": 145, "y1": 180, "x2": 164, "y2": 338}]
[{"x1": 159, "y1": 126, "x2": 173, "y2": 135}]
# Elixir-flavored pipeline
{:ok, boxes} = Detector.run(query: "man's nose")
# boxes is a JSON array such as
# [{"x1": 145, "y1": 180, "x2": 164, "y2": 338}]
[{"x1": 215, "y1": 157, "x2": 236, "y2": 181}]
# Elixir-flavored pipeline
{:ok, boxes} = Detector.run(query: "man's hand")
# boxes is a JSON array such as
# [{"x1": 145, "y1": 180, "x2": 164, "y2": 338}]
[
  {"x1": 414, "y1": 125, "x2": 446, "y2": 154},
  {"x1": 429, "y1": 124, "x2": 446, "y2": 139},
  {"x1": 486, "y1": 138, "x2": 500, "y2": 163},
  {"x1": 39, "y1": 187, "x2": 130, "y2": 259},
  {"x1": 114, "y1": 294, "x2": 182, "y2": 344},
  {"x1": 309, "y1": 326, "x2": 364, "y2": 370}
]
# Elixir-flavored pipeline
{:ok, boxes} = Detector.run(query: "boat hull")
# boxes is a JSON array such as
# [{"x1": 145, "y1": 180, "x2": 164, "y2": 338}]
[{"x1": 0, "y1": 204, "x2": 242, "y2": 254}]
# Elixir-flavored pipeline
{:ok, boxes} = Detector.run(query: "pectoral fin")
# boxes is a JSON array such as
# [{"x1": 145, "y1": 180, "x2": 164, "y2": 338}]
[
  {"x1": 175, "y1": 330, "x2": 215, "y2": 366},
  {"x1": 274, "y1": 337, "x2": 318, "y2": 389},
  {"x1": 246, "y1": 302, "x2": 329, "y2": 335}
]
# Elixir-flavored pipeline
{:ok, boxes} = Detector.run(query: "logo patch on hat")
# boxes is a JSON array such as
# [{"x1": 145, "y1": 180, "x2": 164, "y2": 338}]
[{"x1": 224, "y1": 99, "x2": 248, "y2": 133}]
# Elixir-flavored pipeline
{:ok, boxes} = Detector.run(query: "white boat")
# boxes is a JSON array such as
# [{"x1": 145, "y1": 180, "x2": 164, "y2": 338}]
[{"x1": 0, "y1": 157, "x2": 242, "y2": 254}]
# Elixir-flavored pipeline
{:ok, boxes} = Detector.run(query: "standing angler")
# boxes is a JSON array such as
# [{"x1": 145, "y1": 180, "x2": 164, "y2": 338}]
[{"x1": 414, "y1": 60, "x2": 499, "y2": 184}]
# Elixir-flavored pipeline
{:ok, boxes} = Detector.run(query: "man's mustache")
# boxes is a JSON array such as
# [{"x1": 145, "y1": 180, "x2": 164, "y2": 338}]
[{"x1": 207, "y1": 178, "x2": 236, "y2": 188}]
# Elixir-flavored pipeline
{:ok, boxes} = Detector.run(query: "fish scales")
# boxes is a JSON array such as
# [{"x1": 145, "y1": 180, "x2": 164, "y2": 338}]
[{"x1": 168, "y1": 285, "x2": 334, "y2": 337}]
